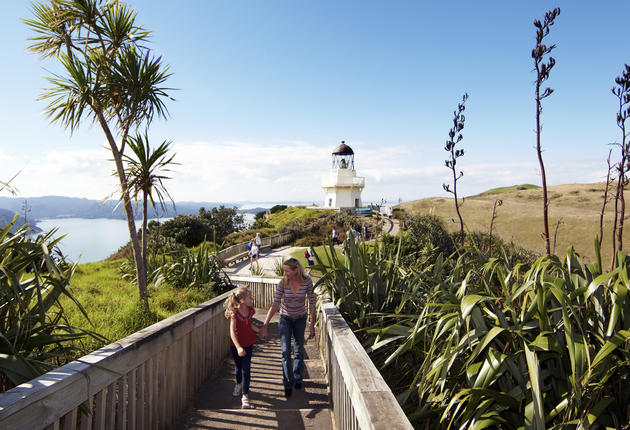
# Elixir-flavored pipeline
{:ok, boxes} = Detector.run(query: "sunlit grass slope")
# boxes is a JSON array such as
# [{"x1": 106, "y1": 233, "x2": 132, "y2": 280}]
[
  {"x1": 399, "y1": 182, "x2": 628, "y2": 264},
  {"x1": 265, "y1": 206, "x2": 332, "y2": 229},
  {"x1": 61, "y1": 259, "x2": 216, "y2": 356}
]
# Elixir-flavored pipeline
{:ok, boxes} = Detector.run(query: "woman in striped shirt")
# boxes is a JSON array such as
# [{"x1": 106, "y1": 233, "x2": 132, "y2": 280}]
[{"x1": 260, "y1": 258, "x2": 316, "y2": 397}]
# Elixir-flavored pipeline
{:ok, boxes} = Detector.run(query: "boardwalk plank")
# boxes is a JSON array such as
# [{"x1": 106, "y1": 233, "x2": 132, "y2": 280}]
[{"x1": 175, "y1": 310, "x2": 333, "y2": 430}]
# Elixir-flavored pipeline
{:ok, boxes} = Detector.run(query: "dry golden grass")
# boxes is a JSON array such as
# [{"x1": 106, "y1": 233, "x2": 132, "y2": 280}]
[{"x1": 399, "y1": 182, "x2": 629, "y2": 265}]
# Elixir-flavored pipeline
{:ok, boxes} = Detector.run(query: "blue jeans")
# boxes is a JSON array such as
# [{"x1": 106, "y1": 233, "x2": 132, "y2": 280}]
[
  {"x1": 278, "y1": 314, "x2": 306, "y2": 389},
  {"x1": 230, "y1": 345, "x2": 254, "y2": 394}
]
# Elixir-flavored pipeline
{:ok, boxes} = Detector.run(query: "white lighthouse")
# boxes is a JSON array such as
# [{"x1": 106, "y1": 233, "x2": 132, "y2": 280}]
[{"x1": 321, "y1": 141, "x2": 365, "y2": 209}]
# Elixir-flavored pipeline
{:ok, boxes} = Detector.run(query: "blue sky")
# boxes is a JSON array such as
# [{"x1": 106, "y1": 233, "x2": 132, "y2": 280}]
[{"x1": 1, "y1": 1, "x2": 628, "y2": 205}]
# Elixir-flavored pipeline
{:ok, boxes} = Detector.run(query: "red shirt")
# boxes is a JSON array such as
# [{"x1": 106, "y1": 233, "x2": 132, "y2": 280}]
[{"x1": 231, "y1": 306, "x2": 256, "y2": 347}]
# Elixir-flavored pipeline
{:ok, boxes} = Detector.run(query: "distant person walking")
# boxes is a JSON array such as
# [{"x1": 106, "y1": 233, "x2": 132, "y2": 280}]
[
  {"x1": 260, "y1": 258, "x2": 316, "y2": 398},
  {"x1": 255, "y1": 232, "x2": 262, "y2": 247},
  {"x1": 224, "y1": 287, "x2": 259, "y2": 409},
  {"x1": 250, "y1": 239, "x2": 259, "y2": 266},
  {"x1": 332, "y1": 226, "x2": 339, "y2": 246},
  {"x1": 304, "y1": 247, "x2": 315, "y2": 266},
  {"x1": 361, "y1": 223, "x2": 368, "y2": 240}
]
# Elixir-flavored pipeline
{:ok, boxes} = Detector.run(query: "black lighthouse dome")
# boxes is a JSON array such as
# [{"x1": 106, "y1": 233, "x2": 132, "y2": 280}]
[{"x1": 332, "y1": 141, "x2": 354, "y2": 155}]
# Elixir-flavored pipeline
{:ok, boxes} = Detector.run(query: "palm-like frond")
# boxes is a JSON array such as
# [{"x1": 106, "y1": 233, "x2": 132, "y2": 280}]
[{"x1": 122, "y1": 130, "x2": 177, "y2": 214}]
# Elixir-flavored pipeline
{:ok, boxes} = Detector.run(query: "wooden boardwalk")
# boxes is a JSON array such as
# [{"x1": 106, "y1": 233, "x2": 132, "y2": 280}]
[{"x1": 175, "y1": 311, "x2": 333, "y2": 429}]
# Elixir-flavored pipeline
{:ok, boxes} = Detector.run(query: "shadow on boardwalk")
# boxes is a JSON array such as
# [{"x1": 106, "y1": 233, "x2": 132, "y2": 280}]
[{"x1": 176, "y1": 311, "x2": 333, "y2": 429}]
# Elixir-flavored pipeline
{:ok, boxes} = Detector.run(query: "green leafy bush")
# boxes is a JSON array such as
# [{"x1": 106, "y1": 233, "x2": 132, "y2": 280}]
[
  {"x1": 152, "y1": 242, "x2": 233, "y2": 294},
  {"x1": 407, "y1": 214, "x2": 455, "y2": 257},
  {"x1": 270, "y1": 205, "x2": 287, "y2": 214}
]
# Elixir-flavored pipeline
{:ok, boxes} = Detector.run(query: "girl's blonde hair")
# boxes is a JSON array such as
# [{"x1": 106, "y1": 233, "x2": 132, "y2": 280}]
[
  {"x1": 282, "y1": 258, "x2": 307, "y2": 283},
  {"x1": 224, "y1": 287, "x2": 252, "y2": 319}
]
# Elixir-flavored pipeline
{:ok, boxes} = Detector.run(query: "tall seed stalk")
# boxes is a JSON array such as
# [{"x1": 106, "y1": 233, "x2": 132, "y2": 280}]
[
  {"x1": 611, "y1": 64, "x2": 630, "y2": 266},
  {"x1": 599, "y1": 149, "x2": 613, "y2": 248},
  {"x1": 488, "y1": 199, "x2": 502, "y2": 257},
  {"x1": 443, "y1": 93, "x2": 469, "y2": 246},
  {"x1": 532, "y1": 8, "x2": 560, "y2": 255}
]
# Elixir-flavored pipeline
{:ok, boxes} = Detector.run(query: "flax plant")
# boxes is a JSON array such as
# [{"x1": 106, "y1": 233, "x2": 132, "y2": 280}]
[
  {"x1": 0, "y1": 217, "x2": 105, "y2": 391},
  {"x1": 152, "y1": 242, "x2": 232, "y2": 294},
  {"x1": 250, "y1": 263, "x2": 265, "y2": 277},
  {"x1": 368, "y1": 243, "x2": 630, "y2": 428},
  {"x1": 273, "y1": 257, "x2": 286, "y2": 277},
  {"x1": 314, "y1": 237, "x2": 427, "y2": 331}
]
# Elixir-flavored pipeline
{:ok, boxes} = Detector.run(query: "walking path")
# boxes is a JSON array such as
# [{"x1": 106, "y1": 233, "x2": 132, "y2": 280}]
[
  {"x1": 382, "y1": 216, "x2": 400, "y2": 235},
  {"x1": 175, "y1": 310, "x2": 333, "y2": 429},
  {"x1": 222, "y1": 246, "x2": 302, "y2": 277}
]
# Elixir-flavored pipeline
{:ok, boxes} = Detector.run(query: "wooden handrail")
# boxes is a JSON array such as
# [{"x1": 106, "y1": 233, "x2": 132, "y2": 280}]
[{"x1": 0, "y1": 291, "x2": 233, "y2": 429}]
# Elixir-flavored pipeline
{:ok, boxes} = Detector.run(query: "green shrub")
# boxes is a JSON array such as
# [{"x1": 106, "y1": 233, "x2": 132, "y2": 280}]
[
  {"x1": 153, "y1": 242, "x2": 233, "y2": 294},
  {"x1": 407, "y1": 214, "x2": 455, "y2": 257},
  {"x1": 250, "y1": 263, "x2": 265, "y2": 276},
  {"x1": 269, "y1": 204, "x2": 287, "y2": 214},
  {"x1": 273, "y1": 257, "x2": 285, "y2": 276}
]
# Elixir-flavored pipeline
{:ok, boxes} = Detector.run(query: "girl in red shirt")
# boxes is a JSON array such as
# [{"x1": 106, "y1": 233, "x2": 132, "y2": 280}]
[{"x1": 224, "y1": 287, "x2": 259, "y2": 409}]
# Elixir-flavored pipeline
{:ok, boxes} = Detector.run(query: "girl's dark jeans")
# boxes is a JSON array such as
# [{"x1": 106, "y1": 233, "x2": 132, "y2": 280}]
[{"x1": 230, "y1": 344, "x2": 254, "y2": 394}]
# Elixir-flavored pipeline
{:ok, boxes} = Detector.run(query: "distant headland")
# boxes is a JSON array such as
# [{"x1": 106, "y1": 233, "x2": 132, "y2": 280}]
[{"x1": 0, "y1": 195, "x2": 307, "y2": 224}]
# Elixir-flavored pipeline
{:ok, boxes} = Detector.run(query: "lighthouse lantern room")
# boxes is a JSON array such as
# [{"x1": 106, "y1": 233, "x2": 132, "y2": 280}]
[{"x1": 321, "y1": 141, "x2": 365, "y2": 209}]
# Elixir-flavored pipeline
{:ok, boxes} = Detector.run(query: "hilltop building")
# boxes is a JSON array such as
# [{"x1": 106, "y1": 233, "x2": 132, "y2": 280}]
[{"x1": 321, "y1": 141, "x2": 365, "y2": 209}]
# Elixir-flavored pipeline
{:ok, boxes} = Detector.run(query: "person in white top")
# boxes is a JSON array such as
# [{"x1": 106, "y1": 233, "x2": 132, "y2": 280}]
[{"x1": 250, "y1": 239, "x2": 259, "y2": 266}]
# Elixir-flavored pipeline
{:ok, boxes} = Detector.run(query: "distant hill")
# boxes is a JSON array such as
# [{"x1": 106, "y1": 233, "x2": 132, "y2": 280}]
[
  {"x1": 0, "y1": 208, "x2": 41, "y2": 233},
  {"x1": 398, "y1": 182, "x2": 628, "y2": 265},
  {"x1": 0, "y1": 196, "x2": 230, "y2": 222}
]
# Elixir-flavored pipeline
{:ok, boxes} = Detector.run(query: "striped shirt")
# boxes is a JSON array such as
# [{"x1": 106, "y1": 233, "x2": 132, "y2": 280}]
[{"x1": 272, "y1": 277, "x2": 316, "y2": 317}]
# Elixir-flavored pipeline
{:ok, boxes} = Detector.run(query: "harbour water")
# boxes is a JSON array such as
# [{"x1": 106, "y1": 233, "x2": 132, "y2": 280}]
[{"x1": 33, "y1": 206, "x2": 287, "y2": 263}]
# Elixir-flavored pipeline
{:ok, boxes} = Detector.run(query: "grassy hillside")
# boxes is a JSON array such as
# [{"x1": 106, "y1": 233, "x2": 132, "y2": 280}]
[
  {"x1": 399, "y1": 182, "x2": 628, "y2": 264},
  {"x1": 265, "y1": 206, "x2": 332, "y2": 229},
  {"x1": 61, "y1": 259, "x2": 216, "y2": 355}
]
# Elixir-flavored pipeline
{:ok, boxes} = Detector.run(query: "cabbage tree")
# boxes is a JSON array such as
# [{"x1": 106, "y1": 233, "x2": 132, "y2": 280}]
[
  {"x1": 24, "y1": 0, "x2": 174, "y2": 309},
  {"x1": 123, "y1": 131, "x2": 176, "y2": 271}
]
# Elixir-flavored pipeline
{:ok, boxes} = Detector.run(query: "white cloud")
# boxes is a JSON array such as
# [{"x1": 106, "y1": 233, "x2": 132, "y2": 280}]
[
  {"x1": 1, "y1": 148, "x2": 119, "y2": 199},
  {"x1": 0, "y1": 140, "x2": 612, "y2": 204}
]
